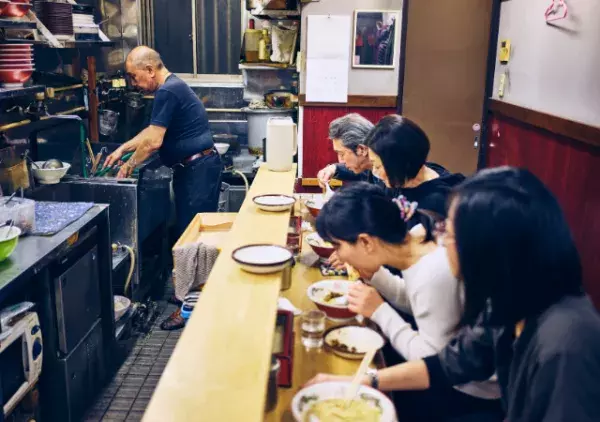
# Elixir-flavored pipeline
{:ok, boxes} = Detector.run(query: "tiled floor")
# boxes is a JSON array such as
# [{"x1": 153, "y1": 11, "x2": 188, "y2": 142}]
[{"x1": 83, "y1": 299, "x2": 182, "y2": 422}]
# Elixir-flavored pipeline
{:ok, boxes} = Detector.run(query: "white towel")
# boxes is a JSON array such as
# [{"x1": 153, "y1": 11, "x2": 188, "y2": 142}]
[{"x1": 173, "y1": 241, "x2": 219, "y2": 301}]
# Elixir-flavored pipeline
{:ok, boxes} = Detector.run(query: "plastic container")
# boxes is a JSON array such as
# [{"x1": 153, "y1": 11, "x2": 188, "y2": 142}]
[
  {"x1": 0, "y1": 197, "x2": 35, "y2": 234},
  {"x1": 244, "y1": 29, "x2": 262, "y2": 62}
]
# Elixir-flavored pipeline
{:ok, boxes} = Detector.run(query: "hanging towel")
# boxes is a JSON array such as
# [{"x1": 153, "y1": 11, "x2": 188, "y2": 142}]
[{"x1": 173, "y1": 241, "x2": 219, "y2": 301}]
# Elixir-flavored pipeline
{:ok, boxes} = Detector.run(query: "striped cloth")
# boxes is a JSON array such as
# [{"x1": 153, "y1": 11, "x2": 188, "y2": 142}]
[{"x1": 173, "y1": 241, "x2": 219, "y2": 301}]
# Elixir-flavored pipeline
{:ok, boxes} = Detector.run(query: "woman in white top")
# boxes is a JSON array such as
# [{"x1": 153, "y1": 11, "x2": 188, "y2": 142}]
[{"x1": 316, "y1": 182, "x2": 502, "y2": 422}]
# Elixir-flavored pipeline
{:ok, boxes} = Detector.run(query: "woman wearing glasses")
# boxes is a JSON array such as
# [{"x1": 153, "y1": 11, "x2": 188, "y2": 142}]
[
  {"x1": 315, "y1": 183, "x2": 502, "y2": 421},
  {"x1": 309, "y1": 167, "x2": 600, "y2": 422}
]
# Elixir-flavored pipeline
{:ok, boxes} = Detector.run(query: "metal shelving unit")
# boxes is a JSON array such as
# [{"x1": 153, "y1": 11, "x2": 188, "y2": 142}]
[{"x1": 0, "y1": 85, "x2": 45, "y2": 100}]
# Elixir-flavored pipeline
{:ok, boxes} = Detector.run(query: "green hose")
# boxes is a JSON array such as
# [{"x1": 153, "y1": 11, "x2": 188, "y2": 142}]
[{"x1": 80, "y1": 124, "x2": 88, "y2": 178}]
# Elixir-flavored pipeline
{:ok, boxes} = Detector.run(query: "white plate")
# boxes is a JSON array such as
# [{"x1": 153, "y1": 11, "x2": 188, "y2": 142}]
[
  {"x1": 324, "y1": 325, "x2": 385, "y2": 359},
  {"x1": 291, "y1": 381, "x2": 397, "y2": 422},
  {"x1": 253, "y1": 194, "x2": 295, "y2": 212},
  {"x1": 232, "y1": 244, "x2": 293, "y2": 274}
]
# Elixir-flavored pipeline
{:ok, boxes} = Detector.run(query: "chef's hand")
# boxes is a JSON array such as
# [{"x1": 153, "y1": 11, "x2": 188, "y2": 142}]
[
  {"x1": 327, "y1": 251, "x2": 346, "y2": 270},
  {"x1": 304, "y1": 373, "x2": 352, "y2": 387},
  {"x1": 317, "y1": 164, "x2": 337, "y2": 188},
  {"x1": 116, "y1": 162, "x2": 134, "y2": 179},
  {"x1": 103, "y1": 147, "x2": 125, "y2": 168},
  {"x1": 348, "y1": 282, "x2": 384, "y2": 318}
]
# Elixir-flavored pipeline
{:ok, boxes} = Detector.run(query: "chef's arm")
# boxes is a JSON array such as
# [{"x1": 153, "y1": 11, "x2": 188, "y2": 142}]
[{"x1": 117, "y1": 125, "x2": 166, "y2": 177}]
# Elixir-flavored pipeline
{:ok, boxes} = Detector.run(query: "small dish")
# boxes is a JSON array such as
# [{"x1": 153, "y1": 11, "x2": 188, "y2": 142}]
[
  {"x1": 31, "y1": 161, "x2": 70, "y2": 184},
  {"x1": 113, "y1": 295, "x2": 131, "y2": 321},
  {"x1": 253, "y1": 194, "x2": 296, "y2": 212},
  {"x1": 232, "y1": 244, "x2": 293, "y2": 274},
  {"x1": 291, "y1": 381, "x2": 397, "y2": 422},
  {"x1": 324, "y1": 325, "x2": 385, "y2": 360},
  {"x1": 214, "y1": 142, "x2": 230, "y2": 155},
  {"x1": 307, "y1": 279, "x2": 356, "y2": 322}
]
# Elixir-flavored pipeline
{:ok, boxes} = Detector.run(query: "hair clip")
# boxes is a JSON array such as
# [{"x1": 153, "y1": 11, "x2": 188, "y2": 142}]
[{"x1": 393, "y1": 195, "x2": 418, "y2": 222}]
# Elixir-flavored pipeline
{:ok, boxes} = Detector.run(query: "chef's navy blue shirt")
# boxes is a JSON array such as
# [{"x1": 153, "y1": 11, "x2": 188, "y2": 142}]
[{"x1": 150, "y1": 74, "x2": 214, "y2": 167}]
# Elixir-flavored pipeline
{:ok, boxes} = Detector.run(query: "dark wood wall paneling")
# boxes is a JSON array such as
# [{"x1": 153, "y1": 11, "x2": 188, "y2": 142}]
[
  {"x1": 486, "y1": 102, "x2": 600, "y2": 307},
  {"x1": 302, "y1": 106, "x2": 396, "y2": 177}
]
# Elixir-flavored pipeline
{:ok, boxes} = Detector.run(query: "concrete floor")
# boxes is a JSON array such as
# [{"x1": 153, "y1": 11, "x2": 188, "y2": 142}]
[{"x1": 83, "y1": 298, "x2": 182, "y2": 422}]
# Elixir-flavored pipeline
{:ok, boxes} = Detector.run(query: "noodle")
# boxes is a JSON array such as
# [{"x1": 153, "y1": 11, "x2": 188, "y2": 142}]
[{"x1": 304, "y1": 398, "x2": 380, "y2": 422}]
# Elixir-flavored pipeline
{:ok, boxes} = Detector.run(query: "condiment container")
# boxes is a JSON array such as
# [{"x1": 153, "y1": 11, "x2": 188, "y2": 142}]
[
  {"x1": 0, "y1": 197, "x2": 35, "y2": 234},
  {"x1": 265, "y1": 355, "x2": 280, "y2": 412}
]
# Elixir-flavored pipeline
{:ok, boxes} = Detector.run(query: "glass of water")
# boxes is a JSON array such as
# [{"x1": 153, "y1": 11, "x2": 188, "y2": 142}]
[{"x1": 301, "y1": 310, "x2": 326, "y2": 349}]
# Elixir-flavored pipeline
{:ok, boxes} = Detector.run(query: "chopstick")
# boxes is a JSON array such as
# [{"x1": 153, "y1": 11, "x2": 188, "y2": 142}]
[{"x1": 344, "y1": 348, "x2": 376, "y2": 406}]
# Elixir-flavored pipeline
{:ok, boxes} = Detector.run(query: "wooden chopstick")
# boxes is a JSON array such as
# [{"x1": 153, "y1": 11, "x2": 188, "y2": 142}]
[{"x1": 344, "y1": 348, "x2": 376, "y2": 406}]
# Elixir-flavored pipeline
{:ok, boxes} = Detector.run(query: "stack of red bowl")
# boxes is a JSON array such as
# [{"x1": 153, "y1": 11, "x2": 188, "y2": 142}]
[
  {"x1": 0, "y1": 43, "x2": 34, "y2": 87},
  {"x1": 0, "y1": 0, "x2": 32, "y2": 18}
]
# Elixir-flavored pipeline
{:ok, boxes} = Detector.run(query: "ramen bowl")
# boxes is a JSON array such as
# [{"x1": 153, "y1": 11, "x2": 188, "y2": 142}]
[
  {"x1": 306, "y1": 232, "x2": 334, "y2": 262},
  {"x1": 305, "y1": 198, "x2": 325, "y2": 218},
  {"x1": 291, "y1": 381, "x2": 397, "y2": 422},
  {"x1": 307, "y1": 279, "x2": 356, "y2": 322},
  {"x1": 253, "y1": 194, "x2": 295, "y2": 212},
  {"x1": 232, "y1": 244, "x2": 293, "y2": 274}
]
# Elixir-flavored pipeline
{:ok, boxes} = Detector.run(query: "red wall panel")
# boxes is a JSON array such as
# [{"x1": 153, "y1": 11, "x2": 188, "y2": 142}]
[
  {"x1": 486, "y1": 114, "x2": 600, "y2": 307},
  {"x1": 302, "y1": 107, "x2": 396, "y2": 177}
]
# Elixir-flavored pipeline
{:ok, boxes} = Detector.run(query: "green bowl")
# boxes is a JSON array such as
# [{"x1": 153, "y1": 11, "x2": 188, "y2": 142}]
[{"x1": 0, "y1": 226, "x2": 21, "y2": 262}]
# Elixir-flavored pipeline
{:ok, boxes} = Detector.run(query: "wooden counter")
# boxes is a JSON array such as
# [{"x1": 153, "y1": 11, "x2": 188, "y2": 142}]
[{"x1": 144, "y1": 165, "x2": 297, "y2": 422}]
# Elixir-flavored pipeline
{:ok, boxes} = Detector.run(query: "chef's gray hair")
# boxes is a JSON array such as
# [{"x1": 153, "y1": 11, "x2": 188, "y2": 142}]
[{"x1": 328, "y1": 113, "x2": 374, "y2": 152}]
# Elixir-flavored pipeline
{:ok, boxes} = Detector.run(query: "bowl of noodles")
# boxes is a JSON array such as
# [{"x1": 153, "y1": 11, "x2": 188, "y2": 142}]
[
  {"x1": 305, "y1": 197, "x2": 326, "y2": 218},
  {"x1": 306, "y1": 233, "x2": 335, "y2": 262},
  {"x1": 291, "y1": 381, "x2": 397, "y2": 422},
  {"x1": 307, "y1": 280, "x2": 356, "y2": 322}
]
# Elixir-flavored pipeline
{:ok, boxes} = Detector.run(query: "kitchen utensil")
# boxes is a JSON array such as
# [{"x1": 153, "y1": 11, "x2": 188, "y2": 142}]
[
  {"x1": 244, "y1": 107, "x2": 294, "y2": 155},
  {"x1": 0, "y1": 197, "x2": 35, "y2": 234},
  {"x1": 265, "y1": 117, "x2": 296, "y2": 172},
  {"x1": 231, "y1": 244, "x2": 293, "y2": 274},
  {"x1": 32, "y1": 161, "x2": 70, "y2": 184},
  {"x1": 324, "y1": 325, "x2": 385, "y2": 360},
  {"x1": 3, "y1": 219, "x2": 14, "y2": 240},
  {"x1": 291, "y1": 381, "x2": 397, "y2": 422},
  {"x1": 91, "y1": 152, "x2": 102, "y2": 174},
  {"x1": 0, "y1": 226, "x2": 20, "y2": 262},
  {"x1": 3, "y1": 191, "x2": 16, "y2": 205},
  {"x1": 42, "y1": 159, "x2": 64, "y2": 169},
  {"x1": 252, "y1": 194, "x2": 295, "y2": 212},
  {"x1": 212, "y1": 133, "x2": 240, "y2": 154},
  {"x1": 307, "y1": 279, "x2": 356, "y2": 322},
  {"x1": 324, "y1": 182, "x2": 335, "y2": 201},
  {"x1": 95, "y1": 151, "x2": 134, "y2": 177},
  {"x1": 344, "y1": 347, "x2": 377, "y2": 405}
]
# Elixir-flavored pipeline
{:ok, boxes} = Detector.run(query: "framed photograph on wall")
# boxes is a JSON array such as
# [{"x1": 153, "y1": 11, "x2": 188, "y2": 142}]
[{"x1": 352, "y1": 9, "x2": 401, "y2": 69}]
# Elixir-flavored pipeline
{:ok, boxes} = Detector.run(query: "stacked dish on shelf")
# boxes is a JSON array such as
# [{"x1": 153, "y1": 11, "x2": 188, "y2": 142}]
[
  {"x1": 35, "y1": 0, "x2": 74, "y2": 40},
  {"x1": 0, "y1": 0, "x2": 33, "y2": 18},
  {"x1": 72, "y1": 4, "x2": 98, "y2": 37},
  {"x1": 0, "y1": 43, "x2": 34, "y2": 87}
]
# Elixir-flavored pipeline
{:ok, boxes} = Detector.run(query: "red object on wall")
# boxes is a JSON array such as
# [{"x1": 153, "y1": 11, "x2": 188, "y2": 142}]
[
  {"x1": 302, "y1": 107, "x2": 396, "y2": 177},
  {"x1": 486, "y1": 114, "x2": 600, "y2": 307}
]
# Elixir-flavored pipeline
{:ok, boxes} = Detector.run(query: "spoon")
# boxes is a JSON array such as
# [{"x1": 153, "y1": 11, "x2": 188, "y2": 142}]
[
  {"x1": 3, "y1": 219, "x2": 15, "y2": 240},
  {"x1": 324, "y1": 181, "x2": 335, "y2": 201},
  {"x1": 3, "y1": 191, "x2": 17, "y2": 205}
]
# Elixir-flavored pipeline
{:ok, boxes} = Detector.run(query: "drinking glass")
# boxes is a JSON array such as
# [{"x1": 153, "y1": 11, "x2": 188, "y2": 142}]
[{"x1": 301, "y1": 310, "x2": 326, "y2": 349}]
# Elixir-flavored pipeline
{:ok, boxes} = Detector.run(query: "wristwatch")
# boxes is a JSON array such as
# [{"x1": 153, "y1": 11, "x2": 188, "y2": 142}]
[{"x1": 366, "y1": 368, "x2": 379, "y2": 389}]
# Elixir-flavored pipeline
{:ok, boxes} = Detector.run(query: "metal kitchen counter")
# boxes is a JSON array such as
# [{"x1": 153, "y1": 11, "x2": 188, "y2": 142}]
[{"x1": 0, "y1": 205, "x2": 109, "y2": 303}]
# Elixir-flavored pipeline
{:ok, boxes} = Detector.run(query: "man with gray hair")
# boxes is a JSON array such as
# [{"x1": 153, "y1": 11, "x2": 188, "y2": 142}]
[
  {"x1": 105, "y1": 46, "x2": 222, "y2": 236},
  {"x1": 317, "y1": 113, "x2": 376, "y2": 186}
]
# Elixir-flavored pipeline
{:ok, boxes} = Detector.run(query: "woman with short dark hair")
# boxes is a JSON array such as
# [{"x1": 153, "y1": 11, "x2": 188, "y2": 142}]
[
  {"x1": 366, "y1": 115, "x2": 465, "y2": 218},
  {"x1": 309, "y1": 167, "x2": 600, "y2": 422}
]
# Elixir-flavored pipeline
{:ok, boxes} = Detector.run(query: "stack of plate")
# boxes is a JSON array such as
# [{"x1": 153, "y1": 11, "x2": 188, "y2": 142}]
[
  {"x1": 0, "y1": 43, "x2": 34, "y2": 87},
  {"x1": 0, "y1": 0, "x2": 32, "y2": 18},
  {"x1": 35, "y1": 1, "x2": 74, "y2": 39},
  {"x1": 72, "y1": 4, "x2": 98, "y2": 35}
]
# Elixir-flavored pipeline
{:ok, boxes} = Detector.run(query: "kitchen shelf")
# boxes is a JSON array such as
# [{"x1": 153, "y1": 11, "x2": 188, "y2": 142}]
[
  {"x1": 0, "y1": 84, "x2": 45, "y2": 100},
  {"x1": 0, "y1": 18, "x2": 36, "y2": 29},
  {"x1": 61, "y1": 39, "x2": 116, "y2": 48},
  {"x1": 239, "y1": 63, "x2": 296, "y2": 70},
  {"x1": 250, "y1": 8, "x2": 301, "y2": 19}
]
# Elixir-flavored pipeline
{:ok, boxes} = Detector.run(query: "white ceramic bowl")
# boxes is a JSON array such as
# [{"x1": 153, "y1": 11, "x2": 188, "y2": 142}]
[
  {"x1": 307, "y1": 279, "x2": 356, "y2": 322},
  {"x1": 324, "y1": 325, "x2": 385, "y2": 360},
  {"x1": 215, "y1": 143, "x2": 230, "y2": 155},
  {"x1": 32, "y1": 162, "x2": 71, "y2": 185},
  {"x1": 232, "y1": 244, "x2": 293, "y2": 274},
  {"x1": 291, "y1": 381, "x2": 397, "y2": 422},
  {"x1": 253, "y1": 194, "x2": 296, "y2": 212},
  {"x1": 114, "y1": 295, "x2": 131, "y2": 321}
]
